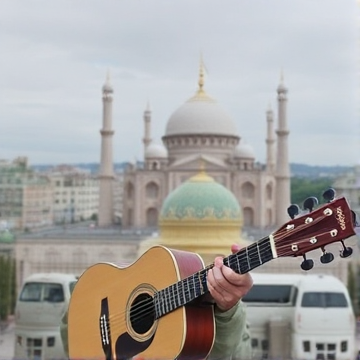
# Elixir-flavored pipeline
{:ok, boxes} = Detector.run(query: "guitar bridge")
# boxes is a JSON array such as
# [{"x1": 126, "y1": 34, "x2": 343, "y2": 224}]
[{"x1": 100, "y1": 298, "x2": 112, "y2": 360}]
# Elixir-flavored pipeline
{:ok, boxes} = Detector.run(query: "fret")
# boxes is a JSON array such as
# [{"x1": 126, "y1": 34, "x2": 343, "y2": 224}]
[
  {"x1": 257, "y1": 242, "x2": 263, "y2": 265},
  {"x1": 175, "y1": 282, "x2": 181, "y2": 307},
  {"x1": 200, "y1": 269, "x2": 208, "y2": 293},
  {"x1": 166, "y1": 286, "x2": 172, "y2": 312},
  {"x1": 181, "y1": 278, "x2": 186, "y2": 305},
  {"x1": 246, "y1": 246, "x2": 251, "y2": 269},
  {"x1": 171, "y1": 283, "x2": 178, "y2": 308},
  {"x1": 185, "y1": 277, "x2": 191, "y2": 302},
  {"x1": 192, "y1": 275, "x2": 197, "y2": 297},
  {"x1": 161, "y1": 290, "x2": 165, "y2": 315}
]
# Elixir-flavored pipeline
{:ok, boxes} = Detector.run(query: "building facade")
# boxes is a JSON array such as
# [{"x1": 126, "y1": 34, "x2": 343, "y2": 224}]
[
  {"x1": 122, "y1": 65, "x2": 291, "y2": 230},
  {"x1": 46, "y1": 165, "x2": 99, "y2": 224},
  {"x1": 0, "y1": 157, "x2": 53, "y2": 231}
]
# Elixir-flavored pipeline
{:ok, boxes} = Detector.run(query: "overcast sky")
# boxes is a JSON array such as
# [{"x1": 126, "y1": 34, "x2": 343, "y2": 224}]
[{"x1": 0, "y1": 0, "x2": 358, "y2": 167}]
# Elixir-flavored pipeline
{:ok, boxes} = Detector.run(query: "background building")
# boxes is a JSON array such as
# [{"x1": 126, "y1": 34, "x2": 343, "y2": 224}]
[
  {"x1": 46, "y1": 164, "x2": 99, "y2": 225},
  {"x1": 0, "y1": 157, "x2": 53, "y2": 231},
  {"x1": 122, "y1": 65, "x2": 291, "y2": 231}
]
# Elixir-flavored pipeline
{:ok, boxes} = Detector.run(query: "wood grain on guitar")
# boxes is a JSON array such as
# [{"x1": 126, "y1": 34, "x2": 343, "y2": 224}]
[{"x1": 68, "y1": 190, "x2": 358, "y2": 360}]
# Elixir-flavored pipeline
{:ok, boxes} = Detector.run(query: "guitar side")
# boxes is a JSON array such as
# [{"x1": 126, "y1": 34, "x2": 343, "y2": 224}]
[{"x1": 68, "y1": 245, "x2": 215, "y2": 360}]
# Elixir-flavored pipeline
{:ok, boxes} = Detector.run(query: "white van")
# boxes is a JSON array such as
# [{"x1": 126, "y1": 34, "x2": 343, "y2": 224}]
[
  {"x1": 14, "y1": 273, "x2": 78, "y2": 360},
  {"x1": 243, "y1": 273, "x2": 356, "y2": 360}
]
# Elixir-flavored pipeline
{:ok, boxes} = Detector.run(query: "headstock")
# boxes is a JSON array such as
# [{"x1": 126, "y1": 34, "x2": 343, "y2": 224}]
[{"x1": 273, "y1": 188, "x2": 358, "y2": 271}]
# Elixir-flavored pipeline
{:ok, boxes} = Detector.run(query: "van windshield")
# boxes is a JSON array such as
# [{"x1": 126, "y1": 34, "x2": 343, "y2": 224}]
[
  {"x1": 301, "y1": 292, "x2": 348, "y2": 308},
  {"x1": 242, "y1": 284, "x2": 295, "y2": 304},
  {"x1": 19, "y1": 282, "x2": 65, "y2": 303}
]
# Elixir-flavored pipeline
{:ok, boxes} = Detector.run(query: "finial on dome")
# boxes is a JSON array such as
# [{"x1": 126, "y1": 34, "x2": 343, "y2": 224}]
[
  {"x1": 199, "y1": 157, "x2": 206, "y2": 173},
  {"x1": 145, "y1": 99, "x2": 151, "y2": 112},
  {"x1": 197, "y1": 54, "x2": 206, "y2": 95}
]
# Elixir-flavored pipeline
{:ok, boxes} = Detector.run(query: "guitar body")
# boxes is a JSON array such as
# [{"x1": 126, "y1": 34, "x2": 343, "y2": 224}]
[{"x1": 68, "y1": 245, "x2": 215, "y2": 360}]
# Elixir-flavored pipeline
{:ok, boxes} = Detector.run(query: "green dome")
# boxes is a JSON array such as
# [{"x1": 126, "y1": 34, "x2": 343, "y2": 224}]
[
  {"x1": 160, "y1": 172, "x2": 242, "y2": 222},
  {"x1": 0, "y1": 229, "x2": 15, "y2": 243}
]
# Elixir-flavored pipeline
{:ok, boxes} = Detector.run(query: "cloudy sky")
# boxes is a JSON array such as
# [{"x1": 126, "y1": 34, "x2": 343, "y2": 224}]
[{"x1": 0, "y1": 0, "x2": 358, "y2": 167}]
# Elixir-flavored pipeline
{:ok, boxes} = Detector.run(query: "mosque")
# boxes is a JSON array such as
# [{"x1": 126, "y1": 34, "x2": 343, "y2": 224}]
[{"x1": 98, "y1": 62, "x2": 291, "y2": 230}]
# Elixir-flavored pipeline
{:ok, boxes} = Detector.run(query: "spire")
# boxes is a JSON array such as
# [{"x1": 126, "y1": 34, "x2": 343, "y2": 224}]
[
  {"x1": 197, "y1": 54, "x2": 206, "y2": 95},
  {"x1": 102, "y1": 69, "x2": 113, "y2": 93},
  {"x1": 277, "y1": 68, "x2": 287, "y2": 93}
]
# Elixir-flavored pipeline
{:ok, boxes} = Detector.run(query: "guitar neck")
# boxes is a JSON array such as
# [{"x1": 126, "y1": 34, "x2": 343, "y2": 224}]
[{"x1": 154, "y1": 236, "x2": 274, "y2": 319}]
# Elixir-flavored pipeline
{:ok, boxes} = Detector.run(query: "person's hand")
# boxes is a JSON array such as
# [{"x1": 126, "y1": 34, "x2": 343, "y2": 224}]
[{"x1": 207, "y1": 244, "x2": 253, "y2": 312}]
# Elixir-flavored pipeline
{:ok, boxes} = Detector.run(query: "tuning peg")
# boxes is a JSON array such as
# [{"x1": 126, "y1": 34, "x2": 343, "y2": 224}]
[
  {"x1": 303, "y1": 196, "x2": 319, "y2": 212},
  {"x1": 287, "y1": 204, "x2": 300, "y2": 219},
  {"x1": 340, "y1": 240, "x2": 353, "y2": 258},
  {"x1": 351, "y1": 210, "x2": 359, "y2": 226},
  {"x1": 322, "y1": 188, "x2": 336, "y2": 203},
  {"x1": 320, "y1": 247, "x2": 334, "y2": 264},
  {"x1": 301, "y1": 255, "x2": 314, "y2": 271}
]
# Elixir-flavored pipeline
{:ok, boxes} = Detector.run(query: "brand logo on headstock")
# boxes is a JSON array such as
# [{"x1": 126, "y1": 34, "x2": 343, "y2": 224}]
[{"x1": 336, "y1": 206, "x2": 346, "y2": 231}]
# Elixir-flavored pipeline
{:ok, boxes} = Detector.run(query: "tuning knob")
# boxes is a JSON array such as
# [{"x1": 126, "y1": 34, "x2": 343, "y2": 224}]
[
  {"x1": 320, "y1": 251, "x2": 334, "y2": 264},
  {"x1": 303, "y1": 196, "x2": 319, "y2": 212},
  {"x1": 287, "y1": 204, "x2": 300, "y2": 219},
  {"x1": 301, "y1": 255, "x2": 314, "y2": 271},
  {"x1": 340, "y1": 240, "x2": 353, "y2": 258},
  {"x1": 322, "y1": 188, "x2": 336, "y2": 203}
]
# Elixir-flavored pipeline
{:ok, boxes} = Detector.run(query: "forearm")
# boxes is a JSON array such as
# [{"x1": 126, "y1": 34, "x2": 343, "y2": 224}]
[{"x1": 208, "y1": 301, "x2": 252, "y2": 360}]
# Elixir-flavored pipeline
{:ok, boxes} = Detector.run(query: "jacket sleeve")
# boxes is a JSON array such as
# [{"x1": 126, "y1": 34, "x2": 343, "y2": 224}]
[{"x1": 208, "y1": 301, "x2": 252, "y2": 360}]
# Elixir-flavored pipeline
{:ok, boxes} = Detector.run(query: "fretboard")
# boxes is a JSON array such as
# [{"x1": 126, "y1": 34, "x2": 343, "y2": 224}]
[{"x1": 154, "y1": 236, "x2": 274, "y2": 319}]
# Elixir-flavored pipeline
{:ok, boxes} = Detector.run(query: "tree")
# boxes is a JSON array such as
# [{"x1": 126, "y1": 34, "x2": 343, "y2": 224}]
[{"x1": 291, "y1": 177, "x2": 333, "y2": 206}]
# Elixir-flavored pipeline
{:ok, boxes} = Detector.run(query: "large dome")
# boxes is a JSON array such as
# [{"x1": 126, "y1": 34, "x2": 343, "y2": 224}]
[
  {"x1": 165, "y1": 92, "x2": 238, "y2": 137},
  {"x1": 160, "y1": 171, "x2": 242, "y2": 223}
]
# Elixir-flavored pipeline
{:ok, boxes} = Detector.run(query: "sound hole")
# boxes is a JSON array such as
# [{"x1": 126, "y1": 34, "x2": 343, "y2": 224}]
[{"x1": 130, "y1": 293, "x2": 155, "y2": 334}]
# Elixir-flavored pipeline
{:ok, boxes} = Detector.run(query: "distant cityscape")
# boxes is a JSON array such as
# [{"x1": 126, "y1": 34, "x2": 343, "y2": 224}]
[{"x1": 31, "y1": 161, "x2": 353, "y2": 178}]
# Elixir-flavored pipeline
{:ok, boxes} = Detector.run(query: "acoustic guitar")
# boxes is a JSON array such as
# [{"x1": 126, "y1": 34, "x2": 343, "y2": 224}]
[{"x1": 68, "y1": 195, "x2": 357, "y2": 360}]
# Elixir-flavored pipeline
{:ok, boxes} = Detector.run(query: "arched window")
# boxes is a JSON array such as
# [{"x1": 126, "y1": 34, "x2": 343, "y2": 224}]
[
  {"x1": 146, "y1": 208, "x2": 158, "y2": 227},
  {"x1": 266, "y1": 208, "x2": 272, "y2": 227},
  {"x1": 126, "y1": 182, "x2": 134, "y2": 200},
  {"x1": 241, "y1": 182, "x2": 255, "y2": 199},
  {"x1": 243, "y1": 207, "x2": 254, "y2": 227},
  {"x1": 266, "y1": 183, "x2": 273, "y2": 200},
  {"x1": 146, "y1": 182, "x2": 159, "y2": 199}
]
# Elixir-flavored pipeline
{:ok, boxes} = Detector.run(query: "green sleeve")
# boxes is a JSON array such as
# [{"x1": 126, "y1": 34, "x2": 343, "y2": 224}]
[{"x1": 208, "y1": 301, "x2": 252, "y2": 360}]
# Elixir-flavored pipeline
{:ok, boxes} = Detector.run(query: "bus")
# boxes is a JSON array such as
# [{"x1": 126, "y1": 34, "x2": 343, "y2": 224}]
[
  {"x1": 242, "y1": 273, "x2": 356, "y2": 360},
  {"x1": 14, "y1": 272, "x2": 78, "y2": 360}
]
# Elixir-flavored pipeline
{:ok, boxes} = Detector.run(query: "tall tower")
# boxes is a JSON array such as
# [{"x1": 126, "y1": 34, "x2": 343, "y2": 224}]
[
  {"x1": 275, "y1": 72, "x2": 291, "y2": 226},
  {"x1": 266, "y1": 103, "x2": 276, "y2": 174},
  {"x1": 98, "y1": 72, "x2": 115, "y2": 227},
  {"x1": 143, "y1": 101, "x2": 152, "y2": 157}
]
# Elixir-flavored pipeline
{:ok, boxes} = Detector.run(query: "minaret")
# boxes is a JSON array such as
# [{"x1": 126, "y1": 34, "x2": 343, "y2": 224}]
[
  {"x1": 98, "y1": 72, "x2": 115, "y2": 227},
  {"x1": 143, "y1": 101, "x2": 152, "y2": 157},
  {"x1": 266, "y1": 103, "x2": 276, "y2": 174},
  {"x1": 275, "y1": 71, "x2": 291, "y2": 226}
]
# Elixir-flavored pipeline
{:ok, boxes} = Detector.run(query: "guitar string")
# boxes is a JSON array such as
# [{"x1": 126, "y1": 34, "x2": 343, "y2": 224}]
[
  {"x1": 91, "y1": 236, "x2": 277, "y2": 336},
  {"x1": 106, "y1": 219, "x2": 331, "y2": 330},
  {"x1": 81, "y1": 237, "x2": 274, "y2": 341},
  {"x1": 86, "y1": 219, "x2": 333, "y2": 338},
  {"x1": 91, "y1": 222, "x2": 329, "y2": 336}
]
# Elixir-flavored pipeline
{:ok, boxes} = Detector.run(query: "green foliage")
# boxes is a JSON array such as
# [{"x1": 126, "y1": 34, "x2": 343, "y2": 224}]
[
  {"x1": 291, "y1": 177, "x2": 333, "y2": 206},
  {"x1": 0, "y1": 255, "x2": 16, "y2": 321}
]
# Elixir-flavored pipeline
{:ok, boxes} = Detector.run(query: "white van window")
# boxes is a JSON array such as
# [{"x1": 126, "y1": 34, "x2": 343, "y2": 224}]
[
  {"x1": 301, "y1": 292, "x2": 348, "y2": 308},
  {"x1": 242, "y1": 285, "x2": 295, "y2": 304},
  {"x1": 19, "y1": 282, "x2": 65, "y2": 303}
]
